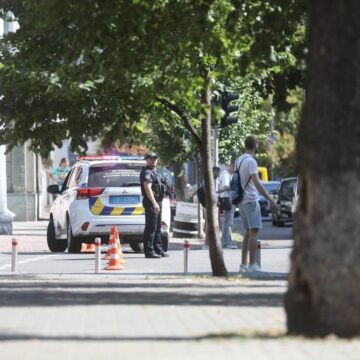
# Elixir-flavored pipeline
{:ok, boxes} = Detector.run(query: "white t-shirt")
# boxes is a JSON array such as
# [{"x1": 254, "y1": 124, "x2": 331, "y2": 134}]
[
  {"x1": 235, "y1": 154, "x2": 259, "y2": 204},
  {"x1": 218, "y1": 170, "x2": 231, "y2": 198}
]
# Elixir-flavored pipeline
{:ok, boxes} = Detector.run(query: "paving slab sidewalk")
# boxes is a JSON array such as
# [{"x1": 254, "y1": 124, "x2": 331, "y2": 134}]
[{"x1": 0, "y1": 274, "x2": 359, "y2": 360}]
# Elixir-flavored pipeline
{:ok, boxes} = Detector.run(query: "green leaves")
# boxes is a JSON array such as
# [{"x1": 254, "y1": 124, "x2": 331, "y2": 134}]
[{"x1": 0, "y1": 0, "x2": 305, "y2": 162}]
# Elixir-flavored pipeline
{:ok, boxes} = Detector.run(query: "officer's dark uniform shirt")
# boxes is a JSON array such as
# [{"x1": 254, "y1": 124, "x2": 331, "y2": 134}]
[{"x1": 140, "y1": 166, "x2": 163, "y2": 208}]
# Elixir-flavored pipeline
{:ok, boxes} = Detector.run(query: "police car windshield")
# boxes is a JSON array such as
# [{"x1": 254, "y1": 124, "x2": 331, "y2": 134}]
[{"x1": 88, "y1": 164, "x2": 142, "y2": 188}]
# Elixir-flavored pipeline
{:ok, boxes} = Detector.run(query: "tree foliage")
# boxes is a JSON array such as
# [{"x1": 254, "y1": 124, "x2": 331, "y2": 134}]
[{"x1": 0, "y1": 0, "x2": 305, "y2": 157}]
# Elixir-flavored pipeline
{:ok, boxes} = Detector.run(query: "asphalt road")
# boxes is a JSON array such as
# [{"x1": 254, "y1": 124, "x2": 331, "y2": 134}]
[{"x1": 0, "y1": 220, "x2": 293, "y2": 276}]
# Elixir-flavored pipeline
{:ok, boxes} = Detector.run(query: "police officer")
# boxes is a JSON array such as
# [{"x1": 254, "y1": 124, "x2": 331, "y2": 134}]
[{"x1": 140, "y1": 153, "x2": 169, "y2": 258}]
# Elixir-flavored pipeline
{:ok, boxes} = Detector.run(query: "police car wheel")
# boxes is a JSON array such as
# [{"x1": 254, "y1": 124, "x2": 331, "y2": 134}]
[
  {"x1": 161, "y1": 235, "x2": 169, "y2": 252},
  {"x1": 47, "y1": 217, "x2": 67, "y2": 252},
  {"x1": 129, "y1": 242, "x2": 144, "y2": 253},
  {"x1": 67, "y1": 219, "x2": 82, "y2": 254}
]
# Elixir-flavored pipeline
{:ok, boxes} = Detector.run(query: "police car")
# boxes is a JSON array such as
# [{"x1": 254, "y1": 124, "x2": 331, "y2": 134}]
[{"x1": 46, "y1": 156, "x2": 171, "y2": 253}]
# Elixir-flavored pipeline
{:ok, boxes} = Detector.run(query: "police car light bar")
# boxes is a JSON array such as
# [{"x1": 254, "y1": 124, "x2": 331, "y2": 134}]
[
  {"x1": 78, "y1": 156, "x2": 119, "y2": 161},
  {"x1": 78, "y1": 155, "x2": 145, "y2": 161},
  {"x1": 119, "y1": 155, "x2": 144, "y2": 160}
]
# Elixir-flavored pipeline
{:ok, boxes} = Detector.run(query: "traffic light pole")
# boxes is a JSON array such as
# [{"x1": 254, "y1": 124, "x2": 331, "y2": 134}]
[{"x1": 195, "y1": 156, "x2": 204, "y2": 239}]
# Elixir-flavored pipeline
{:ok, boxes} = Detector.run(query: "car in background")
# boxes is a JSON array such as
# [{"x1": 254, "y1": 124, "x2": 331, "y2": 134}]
[
  {"x1": 292, "y1": 177, "x2": 299, "y2": 215},
  {"x1": 272, "y1": 177, "x2": 297, "y2": 227},
  {"x1": 47, "y1": 156, "x2": 171, "y2": 253},
  {"x1": 169, "y1": 196, "x2": 176, "y2": 220},
  {"x1": 259, "y1": 181, "x2": 280, "y2": 217}
]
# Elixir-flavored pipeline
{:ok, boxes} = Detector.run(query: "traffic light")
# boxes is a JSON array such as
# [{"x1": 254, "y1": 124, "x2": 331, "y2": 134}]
[
  {"x1": 220, "y1": 91, "x2": 239, "y2": 128},
  {"x1": 211, "y1": 92, "x2": 221, "y2": 127}
]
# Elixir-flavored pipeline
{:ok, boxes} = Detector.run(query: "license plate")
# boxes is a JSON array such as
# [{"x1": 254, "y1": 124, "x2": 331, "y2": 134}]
[{"x1": 109, "y1": 195, "x2": 140, "y2": 204}]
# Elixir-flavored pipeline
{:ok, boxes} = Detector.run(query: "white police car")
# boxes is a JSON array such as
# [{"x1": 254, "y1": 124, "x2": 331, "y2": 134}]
[{"x1": 47, "y1": 156, "x2": 171, "y2": 253}]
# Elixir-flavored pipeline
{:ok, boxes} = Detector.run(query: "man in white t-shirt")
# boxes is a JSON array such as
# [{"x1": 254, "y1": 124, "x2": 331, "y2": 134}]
[
  {"x1": 235, "y1": 135, "x2": 277, "y2": 272},
  {"x1": 217, "y1": 163, "x2": 236, "y2": 249}
]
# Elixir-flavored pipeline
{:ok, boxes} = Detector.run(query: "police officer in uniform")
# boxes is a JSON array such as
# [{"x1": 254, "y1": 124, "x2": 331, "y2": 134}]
[{"x1": 140, "y1": 153, "x2": 169, "y2": 258}]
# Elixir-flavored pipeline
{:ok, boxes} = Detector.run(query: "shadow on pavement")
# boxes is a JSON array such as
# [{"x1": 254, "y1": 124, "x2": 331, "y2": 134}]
[
  {"x1": 0, "y1": 281, "x2": 286, "y2": 290},
  {"x1": 0, "y1": 281, "x2": 285, "y2": 308},
  {"x1": 0, "y1": 332, "x2": 285, "y2": 342}
]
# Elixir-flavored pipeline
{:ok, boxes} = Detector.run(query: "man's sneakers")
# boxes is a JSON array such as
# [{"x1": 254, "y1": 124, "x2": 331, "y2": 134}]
[
  {"x1": 239, "y1": 264, "x2": 248, "y2": 273},
  {"x1": 248, "y1": 263, "x2": 261, "y2": 272},
  {"x1": 239, "y1": 263, "x2": 261, "y2": 273},
  {"x1": 222, "y1": 243, "x2": 238, "y2": 249}
]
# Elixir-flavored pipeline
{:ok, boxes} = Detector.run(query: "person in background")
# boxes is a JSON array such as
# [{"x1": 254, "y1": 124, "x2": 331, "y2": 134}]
[
  {"x1": 217, "y1": 162, "x2": 237, "y2": 249},
  {"x1": 236, "y1": 135, "x2": 277, "y2": 273},
  {"x1": 48, "y1": 158, "x2": 71, "y2": 190}
]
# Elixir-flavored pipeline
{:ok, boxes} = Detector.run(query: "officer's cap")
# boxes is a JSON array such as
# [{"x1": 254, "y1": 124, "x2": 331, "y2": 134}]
[{"x1": 144, "y1": 152, "x2": 158, "y2": 160}]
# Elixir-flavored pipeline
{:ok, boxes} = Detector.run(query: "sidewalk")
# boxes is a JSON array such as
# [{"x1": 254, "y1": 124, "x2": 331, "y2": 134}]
[{"x1": 0, "y1": 274, "x2": 358, "y2": 360}]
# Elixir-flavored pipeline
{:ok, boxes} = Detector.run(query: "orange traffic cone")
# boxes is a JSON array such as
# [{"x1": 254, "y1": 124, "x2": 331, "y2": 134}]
[
  {"x1": 115, "y1": 228, "x2": 125, "y2": 259},
  {"x1": 104, "y1": 226, "x2": 116, "y2": 260},
  {"x1": 82, "y1": 243, "x2": 96, "y2": 253},
  {"x1": 114, "y1": 227, "x2": 126, "y2": 264},
  {"x1": 104, "y1": 228, "x2": 124, "y2": 271}
]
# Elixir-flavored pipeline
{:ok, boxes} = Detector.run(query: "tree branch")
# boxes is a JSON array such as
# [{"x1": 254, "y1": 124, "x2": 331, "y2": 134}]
[{"x1": 156, "y1": 97, "x2": 202, "y2": 147}]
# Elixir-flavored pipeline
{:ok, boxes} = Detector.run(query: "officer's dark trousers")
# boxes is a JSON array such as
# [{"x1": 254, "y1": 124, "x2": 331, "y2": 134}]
[{"x1": 143, "y1": 203, "x2": 163, "y2": 256}]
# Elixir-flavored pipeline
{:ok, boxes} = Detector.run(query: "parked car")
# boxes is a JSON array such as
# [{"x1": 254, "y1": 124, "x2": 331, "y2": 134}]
[
  {"x1": 259, "y1": 181, "x2": 280, "y2": 217},
  {"x1": 292, "y1": 177, "x2": 299, "y2": 215},
  {"x1": 272, "y1": 177, "x2": 297, "y2": 227},
  {"x1": 47, "y1": 156, "x2": 171, "y2": 253}
]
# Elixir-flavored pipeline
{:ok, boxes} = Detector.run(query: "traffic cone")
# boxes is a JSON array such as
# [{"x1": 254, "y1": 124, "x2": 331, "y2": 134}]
[
  {"x1": 104, "y1": 228, "x2": 124, "y2": 270},
  {"x1": 114, "y1": 227, "x2": 126, "y2": 264},
  {"x1": 104, "y1": 226, "x2": 116, "y2": 260},
  {"x1": 115, "y1": 228, "x2": 125, "y2": 264},
  {"x1": 82, "y1": 243, "x2": 96, "y2": 253}
]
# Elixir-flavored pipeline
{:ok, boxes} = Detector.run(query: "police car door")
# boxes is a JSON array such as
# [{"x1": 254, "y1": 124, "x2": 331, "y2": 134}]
[{"x1": 58, "y1": 167, "x2": 81, "y2": 235}]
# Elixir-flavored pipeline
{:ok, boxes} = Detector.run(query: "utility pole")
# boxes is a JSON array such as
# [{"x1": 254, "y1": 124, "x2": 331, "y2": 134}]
[
  {"x1": 0, "y1": 14, "x2": 16, "y2": 234},
  {"x1": 270, "y1": 108, "x2": 275, "y2": 180}
]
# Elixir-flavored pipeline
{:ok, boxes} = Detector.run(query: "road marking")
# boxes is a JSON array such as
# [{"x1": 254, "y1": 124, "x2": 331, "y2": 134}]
[{"x1": 0, "y1": 254, "x2": 58, "y2": 271}]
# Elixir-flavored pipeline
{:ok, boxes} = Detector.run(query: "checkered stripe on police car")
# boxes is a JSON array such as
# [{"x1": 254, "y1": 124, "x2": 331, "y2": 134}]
[{"x1": 89, "y1": 197, "x2": 145, "y2": 216}]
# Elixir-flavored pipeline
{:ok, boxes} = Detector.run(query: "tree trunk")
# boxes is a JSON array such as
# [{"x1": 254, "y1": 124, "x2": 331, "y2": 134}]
[
  {"x1": 173, "y1": 162, "x2": 186, "y2": 201},
  {"x1": 285, "y1": 0, "x2": 360, "y2": 337},
  {"x1": 200, "y1": 69, "x2": 228, "y2": 277}
]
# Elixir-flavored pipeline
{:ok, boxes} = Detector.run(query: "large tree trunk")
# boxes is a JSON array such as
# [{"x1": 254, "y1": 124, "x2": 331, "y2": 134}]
[
  {"x1": 200, "y1": 70, "x2": 228, "y2": 277},
  {"x1": 285, "y1": 0, "x2": 360, "y2": 337}
]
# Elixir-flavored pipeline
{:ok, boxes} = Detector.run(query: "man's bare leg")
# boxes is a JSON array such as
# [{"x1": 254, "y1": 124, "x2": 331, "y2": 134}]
[
  {"x1": 249, "y1": 228, "x2": 259, "y2": 265},
  {"x1": 241, "y1": 229, "x2": 250, "y2": 265}
]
